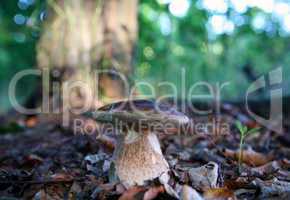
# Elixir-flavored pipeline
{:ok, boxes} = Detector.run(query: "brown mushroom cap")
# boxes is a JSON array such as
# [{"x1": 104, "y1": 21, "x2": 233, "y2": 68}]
[{"x1": 93, "y1": 99, "x2": 189, "y2": 133}]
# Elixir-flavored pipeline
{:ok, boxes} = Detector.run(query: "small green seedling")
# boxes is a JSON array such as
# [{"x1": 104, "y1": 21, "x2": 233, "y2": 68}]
[{"x1": 235, "y1": 121, "x2": 260, "y2": 173}]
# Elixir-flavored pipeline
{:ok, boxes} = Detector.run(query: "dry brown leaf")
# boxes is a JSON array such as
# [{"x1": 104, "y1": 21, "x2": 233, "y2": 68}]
[
  {"x1": 204, "y1": 188, "x2": 237, "y2": 200},
  {"x1": 118, "y1": 185, "x2": 165, "y2": 200},
  {"x1": 118, "y1": 186, "x2": 146, "y2": 200},
  {"x1": 282, "y1": 159, "x2": 290, "y2": 168},
  {"x1": 241, "y1": 149, "x2": 274, "y2": 166},
  {"x1": 224, "y1": 179, "x2": 250, "y2": 190},
  {"x1": 222, "y1": 148, "x2": 273, "y2": 166},
  {"x1": 143, "y1": 186, "x2": 165, "y2": 200}
]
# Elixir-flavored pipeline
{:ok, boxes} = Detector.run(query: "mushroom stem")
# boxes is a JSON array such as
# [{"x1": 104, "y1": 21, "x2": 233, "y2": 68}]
[{"x1": 114, "y1": 130, "x2": 169, "y2": 188}]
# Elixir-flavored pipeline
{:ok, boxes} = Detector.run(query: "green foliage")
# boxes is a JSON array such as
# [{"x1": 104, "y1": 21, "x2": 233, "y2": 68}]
[
  {"x1": 137, "y1": 0, "x2": 290, "y2": 99},
  {"x1": 1, "y1": 0, "x2": 290, "y2": 112},
  {"x1": 0, "y1": 0, "x2": 45, "y2": 113},
  {"x1": 235, "y1": 121, "x2": 260, "y2": 173},
  {"x1": 0, "y1": 121, "x2": 24, "y2": 134}
]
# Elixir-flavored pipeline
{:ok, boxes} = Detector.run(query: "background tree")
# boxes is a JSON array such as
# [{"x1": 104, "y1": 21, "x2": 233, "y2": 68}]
[{"x1": 37, "y1": 0, "x2": 138, "y2": 110}]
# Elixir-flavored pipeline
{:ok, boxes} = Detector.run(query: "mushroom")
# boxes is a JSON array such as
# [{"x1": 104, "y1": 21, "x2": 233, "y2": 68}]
[{"x1": 92, "y1": 99, "x2": 189, "y2": 188}]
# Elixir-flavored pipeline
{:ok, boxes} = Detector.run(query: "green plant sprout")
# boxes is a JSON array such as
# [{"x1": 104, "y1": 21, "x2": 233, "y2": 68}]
[{"x1": 235, "y1": 121, "x2": 260, "y2": 173}]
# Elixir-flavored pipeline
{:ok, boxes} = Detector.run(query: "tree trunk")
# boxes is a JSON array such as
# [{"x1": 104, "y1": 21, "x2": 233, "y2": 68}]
[{"x1": 37, "y1": 0, "x2": 138, "y2": 110}]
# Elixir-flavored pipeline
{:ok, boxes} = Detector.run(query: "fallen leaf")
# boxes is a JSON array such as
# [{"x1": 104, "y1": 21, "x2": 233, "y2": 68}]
[
  {"x1": 282, "y1": 159, "x2": 290, "y2": 168},
  {"x1": 84, "y1": 153, "x2": 111, "y2": 177},
  {"x1": 204, "y1": 188, "x2": 237, "y2": 200},
  {"x1": 253, "y1": 178, "x2": 290, "y2": 199},
  {"x1": 188, "y1": 162, "x2": 219, "y2": 191},
  {"x1": 234, "y1": 188, "x2": 257, "y2": 200},
  {"x1": 163, "y1": 183, "x2": 180, "y2": 199},
  {"x1": 118, "y1": 186, "x2": 146, "y2": 200},
  {"x1": 181, "y1": 185, "x2": 203, "y2": 200},
  {"x1": 41, "y1": 183, "x2": 71, "y2": 200},
  {"x1": 222, "y1": 148, "x2": 273, "y2": 166},
  {"x1": 224, "y1": 179, "x2": 250, "y2": 190},
  {"x1": 143, "y1": 185, "x2": 165, "y2": 200},
  {"x1": 250, "y1": 161, "x2": 280, "y2": 176}
]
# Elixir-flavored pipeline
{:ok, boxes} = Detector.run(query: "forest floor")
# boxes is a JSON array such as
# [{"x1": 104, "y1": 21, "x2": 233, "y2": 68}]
[{"x1": 0, "y1": 103, "x2": 290, "y2": 200}]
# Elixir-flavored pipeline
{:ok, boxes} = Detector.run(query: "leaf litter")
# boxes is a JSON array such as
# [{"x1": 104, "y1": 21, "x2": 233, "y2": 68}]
[{"x1": 0, "y1": 103, "x2": 289, "y2": 199}]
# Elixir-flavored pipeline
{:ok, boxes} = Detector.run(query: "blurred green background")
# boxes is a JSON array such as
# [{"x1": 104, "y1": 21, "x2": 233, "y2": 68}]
[{"x1": 0, "y1": 0, "x2": 289, "y2": 113}]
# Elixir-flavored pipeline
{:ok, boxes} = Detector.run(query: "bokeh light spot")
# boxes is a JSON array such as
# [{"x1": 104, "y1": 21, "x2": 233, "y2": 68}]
[
  {"x1": 14, "y1": 14, "x2": 26, "y2": 25},
  {"x1": 169, "y1": 0, "x2": 190, "y2": 17}
]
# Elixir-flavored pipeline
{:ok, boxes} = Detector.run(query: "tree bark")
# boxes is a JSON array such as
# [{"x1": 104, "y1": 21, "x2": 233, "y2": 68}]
[{"x1": 37, "y1": 0, "x2": 138, "y2": 109}]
